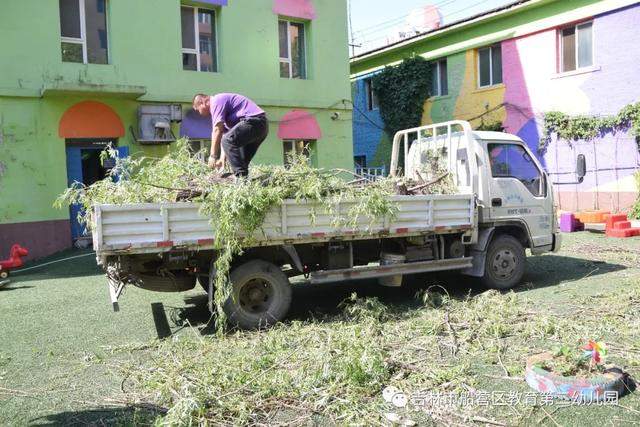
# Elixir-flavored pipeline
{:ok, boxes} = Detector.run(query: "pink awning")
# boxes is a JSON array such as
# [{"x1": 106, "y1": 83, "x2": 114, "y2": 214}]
[
  {"x1": 277, "y1": 110, "x2": 322, "y2": 140},
  {"x1": 273, "y1": 0, "x2": 316, "y2": 20}
]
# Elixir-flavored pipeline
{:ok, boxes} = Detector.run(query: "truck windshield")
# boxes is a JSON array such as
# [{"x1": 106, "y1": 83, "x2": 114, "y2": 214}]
[{"x1": 488, "y1": 143, "x2": 544, "y2": 197}]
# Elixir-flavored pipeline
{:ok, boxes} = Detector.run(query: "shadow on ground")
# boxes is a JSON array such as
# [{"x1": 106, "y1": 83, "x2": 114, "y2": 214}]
[
  {"x1": 0, "y1": 285, "x2": 35, "y2": 291},
  {"x1": 155, "y1": 254, "x2": 626, "y2": 337},
  {"x1": 29, "y1": 406, "x2": 161, "y2": 426}
]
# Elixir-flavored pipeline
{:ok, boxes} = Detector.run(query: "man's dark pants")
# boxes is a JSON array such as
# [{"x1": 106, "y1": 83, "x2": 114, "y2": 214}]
[{"x1": 221, "y1": 114, "x2": 269, "y2": 177}]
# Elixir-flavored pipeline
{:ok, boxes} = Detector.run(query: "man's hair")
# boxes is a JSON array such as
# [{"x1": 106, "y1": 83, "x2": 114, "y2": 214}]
[{"x1": 192, "y1": 93, "x2": 208, "y2": 108}]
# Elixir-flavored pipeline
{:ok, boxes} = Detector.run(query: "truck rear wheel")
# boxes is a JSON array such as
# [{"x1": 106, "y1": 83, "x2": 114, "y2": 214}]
[
  {"x1": 481, "y1": 235, "x2": 525, "y2": 290},
  {"x1": 224, "y1": 260, "x2": 292, "y2": 330}
]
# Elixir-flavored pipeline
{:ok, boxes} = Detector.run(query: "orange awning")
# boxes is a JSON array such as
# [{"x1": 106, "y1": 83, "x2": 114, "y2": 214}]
[{"x1": 59, "y1": 101, "x2": 125, "y2": 138}]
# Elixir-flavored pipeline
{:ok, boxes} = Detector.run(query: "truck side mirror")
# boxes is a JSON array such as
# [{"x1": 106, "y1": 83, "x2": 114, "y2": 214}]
[{"x1": 576, "y1": 154, "x2": 586, "y2": 180}]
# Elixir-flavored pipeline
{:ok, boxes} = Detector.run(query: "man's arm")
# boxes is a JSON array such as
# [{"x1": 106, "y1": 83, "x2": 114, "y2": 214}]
[{"x1": 208, "y1": 122, "x2": 225, "y2": 169}]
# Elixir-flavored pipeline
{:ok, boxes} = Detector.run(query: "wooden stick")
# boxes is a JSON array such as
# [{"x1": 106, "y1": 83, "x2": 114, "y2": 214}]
[
  {"x1": 408, "y1": 172, "x2": 450, "y2": 193},
  {"x1": 444, "y1": 311, "x2": 459, "y2": 356},
  {"x1": 331, "y1": 168, "x2": 367, "y2": 180},
  {"x1": 134, "y1": 180, "x2": 190, "y2": 192}
]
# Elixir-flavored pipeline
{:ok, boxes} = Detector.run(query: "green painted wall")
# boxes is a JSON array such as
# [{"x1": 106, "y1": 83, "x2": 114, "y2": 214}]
[{"x1": 0, "y1": 0, "x2": 353, "y2": 226}]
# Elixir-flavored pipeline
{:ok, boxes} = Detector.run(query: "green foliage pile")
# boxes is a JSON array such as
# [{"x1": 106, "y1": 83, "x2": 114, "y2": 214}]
[
  {"x1": 372, "y1": 56, "x2": 432, "y2": 137},
  {"x1": 475, "y1": 120, "x2": 505, "y2": 132},
  {"x1": 119, "y1": 274, "x2": 640, "y2": 424},
  {"x1": 412, "y1": 148, "x2": 458, "y2": 195},
  {"x1": 540, "y1": 101, "x2": 640, "y2": 153},
  {"x1": 56, "y1": 141, "x2": 403, "y2": 330},
  {"x1": 535, "y1": 344, "x2": 604, "y2": 377}
]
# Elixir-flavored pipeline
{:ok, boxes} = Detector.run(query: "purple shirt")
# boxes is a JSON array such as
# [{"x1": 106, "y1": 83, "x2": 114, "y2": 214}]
[{"x1": 209, "y1": 93, "x2": 264, "y2": 130}]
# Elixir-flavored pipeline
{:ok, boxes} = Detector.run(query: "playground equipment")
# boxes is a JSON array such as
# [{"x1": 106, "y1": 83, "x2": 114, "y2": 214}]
[{"x1": 0, "y1": 244, "x2": 29, "y2": 287}]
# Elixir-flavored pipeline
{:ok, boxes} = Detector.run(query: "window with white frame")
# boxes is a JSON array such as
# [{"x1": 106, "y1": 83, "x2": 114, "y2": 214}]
[
  {"x1": 478, "y1": 44, "x2": 502, "y2": 88},
  {"x1": 59, "y1": 0, "x2": 108, "y2": 64},
  {"x1": 181, "y1": 6, "x2": 217, "y2": 72},
  {"x1": 283, "y1": 140, "x2": 314, "y2": 166},
  {"x1": 364, "y1": 79, "x2": 379, "y2": 110},
  {"x1": 430, "y1": 58, "x2": 448, "y2": 97},
  {"x1": 279, "y1": 20, "x2": 306, "y2": 79},
  {"x1": 560, "y1": 22, "x2": 593, "y2": 72}
]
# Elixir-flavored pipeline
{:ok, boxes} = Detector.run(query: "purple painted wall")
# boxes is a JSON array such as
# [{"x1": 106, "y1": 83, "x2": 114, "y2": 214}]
[{"x1": 502, "y1": 4, "x2": 640, "y2": 212}]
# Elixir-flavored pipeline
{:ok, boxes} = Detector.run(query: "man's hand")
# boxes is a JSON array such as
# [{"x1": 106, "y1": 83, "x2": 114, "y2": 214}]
[
  {"x1": 207, "y1": 155, "x2": 217, "y2": 169},
  {"x1": 207, "y1": 156, "x2": 226, "y2": 171}
]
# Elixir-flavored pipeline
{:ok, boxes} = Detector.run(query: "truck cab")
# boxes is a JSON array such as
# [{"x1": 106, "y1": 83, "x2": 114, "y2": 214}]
[{"x1": 392, "y1": 120, "x2": 564, "y2": 289}]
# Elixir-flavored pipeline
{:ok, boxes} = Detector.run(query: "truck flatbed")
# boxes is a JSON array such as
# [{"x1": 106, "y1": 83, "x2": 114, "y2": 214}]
[{"x1": 93, "y1": 194, "x2": 475, "y2": 259}]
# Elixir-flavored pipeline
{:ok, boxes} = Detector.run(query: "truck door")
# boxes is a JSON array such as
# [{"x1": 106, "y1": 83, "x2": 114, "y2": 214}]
[{"x1": 486, "y1": 142, "x2": 553, "y2": 247}]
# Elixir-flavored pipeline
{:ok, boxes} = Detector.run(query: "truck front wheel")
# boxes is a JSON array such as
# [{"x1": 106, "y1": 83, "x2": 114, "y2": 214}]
[
  {"x1": 481, "y1": 235, "x2": 525, "y2": 290},
  {"x1": 224, "y1": 260, "x2": 292, "y2": 329}
]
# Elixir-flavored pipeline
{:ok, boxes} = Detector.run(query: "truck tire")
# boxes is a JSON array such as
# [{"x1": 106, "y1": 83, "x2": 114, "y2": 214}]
[
  {"x1": 481, "y1": 234, "x2": 525, "y2": 290},
  {"x1": 224, "y1": 260, "x2": 292, "y2": 330}
]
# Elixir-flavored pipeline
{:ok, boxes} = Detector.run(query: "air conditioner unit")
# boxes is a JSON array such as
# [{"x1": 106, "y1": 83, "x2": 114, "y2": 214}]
[{"x1": 130, "y1": 104, "x2": 182, "y2": 145}]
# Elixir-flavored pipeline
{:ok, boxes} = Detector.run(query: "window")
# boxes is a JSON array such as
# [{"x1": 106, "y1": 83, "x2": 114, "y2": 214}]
[
  {"x1": 560, "y1": 22, "x2": 593, "y2": 72},
  {"x1": 478, "y1": 44, "x2": 502, "y2": 88},
  {"x1": 430, "y1": 59, "x2": 448, "y2": 97},
  {"x1": 279, "y1": 20, "x2": 306, "y2": 79},
  {"x1": 488, "y1": 143, "x2": 544, "y2": 197},
  {"x1": 354, "y1": 155, "x2": 367, "y2": 168},
  {"x1": 59, "y1": 0, "x2": 108, "y2": 64},
  {"x1": 181, "y1": 6, "x2": 217, "y2": 72},
  {"x1": 364, "y1": 79, "x2": 379, "y2": 110},
  {"x1": 283, "y1": 140, "x2": 313, "y2": 166}
]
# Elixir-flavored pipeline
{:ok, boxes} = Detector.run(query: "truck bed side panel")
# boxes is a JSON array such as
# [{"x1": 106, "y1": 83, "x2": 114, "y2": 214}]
[{"x1": 93, "y1": 194, "x2": 475, "y2": 255}]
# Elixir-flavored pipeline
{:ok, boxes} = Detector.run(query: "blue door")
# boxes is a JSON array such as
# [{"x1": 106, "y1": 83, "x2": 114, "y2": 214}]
[{"x1": 65, "y1": 144, "x2": 129, "y2": 241}]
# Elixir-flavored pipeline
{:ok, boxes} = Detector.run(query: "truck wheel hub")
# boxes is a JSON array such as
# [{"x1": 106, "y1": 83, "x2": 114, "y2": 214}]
[
  {"x1": 493, "y1": 249, "x2": 516, "y2": 278},
  {"x1": 239, "y1": 278, "x2": 273, "y2": 314}
]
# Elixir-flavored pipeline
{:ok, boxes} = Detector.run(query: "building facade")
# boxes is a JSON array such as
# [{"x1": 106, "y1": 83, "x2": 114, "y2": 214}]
[
  {"x1": 351, "y1": 0, "x2": 640, "y2": 214},
  {"x1": 0, "y1": 0, "x2": 353, "y2": 259}
]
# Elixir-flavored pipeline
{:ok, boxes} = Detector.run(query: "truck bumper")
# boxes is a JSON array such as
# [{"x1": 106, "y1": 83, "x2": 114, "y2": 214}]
[{"x1": 552, "y1": 232, "x2": 562, "y2": 253}]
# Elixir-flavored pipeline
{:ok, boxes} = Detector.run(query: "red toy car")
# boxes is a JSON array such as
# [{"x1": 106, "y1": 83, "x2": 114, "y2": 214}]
[{"x1": 0, "y1": 244, "x2": 29, "y2": 281}]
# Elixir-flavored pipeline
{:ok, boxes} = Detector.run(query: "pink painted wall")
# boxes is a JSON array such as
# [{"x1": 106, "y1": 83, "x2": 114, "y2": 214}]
[
  {"x1": 273, "y1": 0, "x2": 316, "y2": 20},
  {"x1": 501, "y1": 4, "x2": 640, "y2": 212}
]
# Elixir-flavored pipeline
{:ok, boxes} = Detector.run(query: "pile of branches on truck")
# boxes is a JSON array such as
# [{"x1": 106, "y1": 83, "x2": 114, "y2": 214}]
[{"x1": 56, "y1": 140, "x2": 457, "y2": 329}]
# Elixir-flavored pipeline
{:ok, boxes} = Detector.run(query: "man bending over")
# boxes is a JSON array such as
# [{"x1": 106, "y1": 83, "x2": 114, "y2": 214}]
[{"x1": 193, "y1": 93, "x2": 268, "y2": 177}]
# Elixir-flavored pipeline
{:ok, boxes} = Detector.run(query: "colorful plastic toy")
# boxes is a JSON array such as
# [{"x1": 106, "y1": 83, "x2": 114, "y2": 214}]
[
  {"x1": 606, "y1": 214, "x2": 640, "y2": 238},
  {"x1": 0, "y1": 244, "x2": 29, "y2": 281},
  {"x1": 560, "y1": 213, "x2": 584, "y2": 233}
]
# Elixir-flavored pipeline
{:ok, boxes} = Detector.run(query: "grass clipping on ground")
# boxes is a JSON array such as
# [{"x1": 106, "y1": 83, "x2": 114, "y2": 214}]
[
  {"x1": 55, "y1": 140, "x2": 456, "y2": 330},
  {"x1": 114, "y1": 277, "x2": 640, "y2": 425}
]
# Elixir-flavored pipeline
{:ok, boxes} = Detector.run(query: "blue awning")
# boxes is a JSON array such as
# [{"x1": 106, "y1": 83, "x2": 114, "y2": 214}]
[
  {"x1": 180, "y1": 109, "x2": 212, "y2": 139},
  {"x1": 196, "y1": 0, "x2": 228, "y2": 6}
]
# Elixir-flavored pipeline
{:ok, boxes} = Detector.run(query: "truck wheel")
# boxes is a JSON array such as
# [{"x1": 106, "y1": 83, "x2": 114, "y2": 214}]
[
  {"x1": 224, "y1": 260, "x2": 292, "y2": 330},
  {"x1": 481, "y1": 235, "x2": 525, "y2": 290}
]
